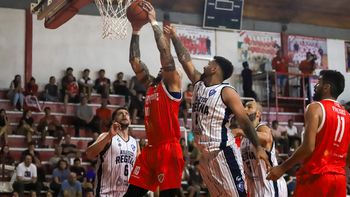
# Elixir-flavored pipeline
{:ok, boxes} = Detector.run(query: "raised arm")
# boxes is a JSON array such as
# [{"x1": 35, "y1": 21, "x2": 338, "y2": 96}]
[
  {"x1": 86, "y1": 123, "x2": 120, "y2": 160},
  {"x1": 164, "y1": 25, "x2": 201, "y2": 83},
  {"x1": 129, "y1": 32, "x2": 154, "y2": 88},
  {"x1": 142, "y1": 2, "x2": 180, "y2": 91},
  {"x1": 222, "y1": 87, "x2": 271, "y2": 168}
]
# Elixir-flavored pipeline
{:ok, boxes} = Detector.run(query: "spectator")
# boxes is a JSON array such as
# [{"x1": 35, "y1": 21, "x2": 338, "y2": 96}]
[
  {"x1": 241, "y1": 61, "x2": 257, "y2": 99},
  {"x1": 74, "y1": 97, "x2": 95, "y2": 137},
  {"x1": 24, "y1": 77, "x2": 41, "y2": 112},
  {"x1": 12, "y1": 154, "x2": 41, "y2": 197},
  {"x1": 0, "y1": 109, "x2": 10, "y2": 145},
  {"x1": 286, "y1": 119, "x2": 300, "y2": 150},
  {"x1": 271, "y1": 120, "x2": 289, "y2": 153},
  {"x1": 129, "y1": 76, "x2": 146, "y2": 124},
  {"x1": 61, "y1": 134, "x2": 79, "y2": 159},
  {"x1": 49, "y1": 145, "x2": 69, "y2": 168},
  {"x1": 7, "y1": 74, "x2": 24, "y2": 111},
  {"x1": 64, "y1": 74, "x2": 80, "y2": 112},
  {"x1": 95, "y1": 99, "x2": 112, "y2": 133},
  {"x1": 186, "y1": 161, "x2": 204, "y2": 197},
  {"x1": 272, "y1": 50, "x2": 289, "y2": 96},
  {"x1": 85, "y1": 187, "x2": 95, "y2": 197},
  {"x1": 61, "y1": 67, "x2": 76, "y2": 99},
  {"x1": 37, "y1": 107, "x2": 65, "y2": 147},
  {"x1": 17, "y1": 110, "x2": 36, "y2": 144},
  {"x1": 180, "y1": 83, "x2": 193, "y2": 129},
  {"x1": 70, "y1": 158, "x2": 86, "y2": 183},
  {"x1": 78, "y1": 69, "x2": 94, "y2": 102},
  {"x1": 43, "y1": 76, "x2": 59, "y2": 102},
  {"x1": 139, "y1": 138, "x2": 147, "y2": 150},
  {"x1": 180, "y1": 137, "x2": 189, "y2": 163},
  {"x1": 50, "y1": 159, "x2": 70, "y2": 197},
  {"x1": 299, "y1": 52, "x2": 316, "y2": 103},
  {"x1": 94, "y1": 69, "x2": 111, "y2": 100},
  {"x1": 0, "y1": 144, "x2": 14, "y2": 165},
  {"x1": 25, "y1": 77, "x2": 39, "y2": 96},
  {"x1": 113, "y1": 72, "x2": 130, "y2": 104},
  {"x1": 21, "y1": 141, "x2": 40, "y2": 163},
  {"x1": 60, "y1": 172, "x2": 82, "y2": 197}
]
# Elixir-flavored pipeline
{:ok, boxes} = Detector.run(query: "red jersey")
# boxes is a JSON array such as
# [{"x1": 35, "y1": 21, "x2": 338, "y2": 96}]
[
  {"x1": 144, "y1": 81, "x2": 181, "y2": 146},
  {"x1": 272, "y1": 56, "x2": 289, "y2": 73},
  {"x1": 297, "y1": 99, "x2": 350, "y2": 177}
]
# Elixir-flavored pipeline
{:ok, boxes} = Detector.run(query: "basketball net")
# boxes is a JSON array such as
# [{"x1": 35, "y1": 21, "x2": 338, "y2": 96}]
[{"x1": 95, "y1": 0, "x2": 133, "y2": 39}]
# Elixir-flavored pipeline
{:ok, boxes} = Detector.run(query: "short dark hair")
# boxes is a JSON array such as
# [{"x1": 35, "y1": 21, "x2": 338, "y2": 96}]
[
  {"x1": 112, "y1": 107, "x2": 129, "y2": 121},
  {"x1": 214, "y1": 56, "x2": 234, "y2": 80},
  {"x1": 320, "y1": 70, "x2": 345, "y2": 99},
  {"x1": 99, "y1": 69, "x2": 105, "y2": 73},
  {"x1": 66, "y1": 67, "x2": 73, "y2": 72},
  {"x1": 74, "y1": 158, "x2": 81, "y2": 163},
  {"x1": 83, "y1": 68, "x2": 90, "y2": 72}
]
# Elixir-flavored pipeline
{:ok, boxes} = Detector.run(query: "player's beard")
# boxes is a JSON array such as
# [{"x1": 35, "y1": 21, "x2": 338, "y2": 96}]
[
  {"x1": 120, "y1": 122, "x2": 129, "y2": 130},
  {"x1": 313, "y1": 89, "x2": 322, "y2": 101},
  {"x1": 247, "y1": 112, "x2": 256, "y2": 122}
]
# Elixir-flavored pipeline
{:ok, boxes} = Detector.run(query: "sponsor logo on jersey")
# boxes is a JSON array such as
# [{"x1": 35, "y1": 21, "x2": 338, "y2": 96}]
[
  {"x1": 209, "y1": 89, "x2": 216, "y2": 97},
  {"x1": 158, "y1": 174, "x2": 164, "y2": 183},
  {"x1": 133, "y1": 166, "x2": 140, "y2": 175},
  {"x1": 131, "y1": 144, "x2": 136, "y2": 152},
  {"x1": 237, "y1": 181, "x2": 245, "y2": 192}
]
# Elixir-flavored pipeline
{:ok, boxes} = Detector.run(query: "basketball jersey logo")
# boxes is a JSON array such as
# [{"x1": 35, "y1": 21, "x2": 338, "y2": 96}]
[
  {"x1": 158, "y1": 173, "x2": 164, "y2": 183},
  {"x1": 133, "y1": 166, "x2": 140, "y2": 175},
  {"x1": 209, "y1": 89, "x2": 216, "y2": 96}
]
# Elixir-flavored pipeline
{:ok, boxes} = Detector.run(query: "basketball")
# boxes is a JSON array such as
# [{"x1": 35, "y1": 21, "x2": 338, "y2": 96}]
[{"x1": 126, "y1": 0, "x2": 149, "y2": 28}]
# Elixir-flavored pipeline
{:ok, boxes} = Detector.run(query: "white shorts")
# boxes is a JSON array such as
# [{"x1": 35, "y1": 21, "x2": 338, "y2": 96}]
[
  {"x1": 198, "y1": 145, "x2": 247, "y2": 197},
  {"x1": 99, "y1": 191, "x2": 125, "y2": 197}
]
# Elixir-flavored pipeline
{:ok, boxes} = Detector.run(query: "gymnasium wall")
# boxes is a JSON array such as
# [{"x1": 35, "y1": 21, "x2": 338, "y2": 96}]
[
  {"x1": 0, "y1": 7, "x2": 349, "y2": 102},
  {"x1": 0, "y1": 8, "x2": 25, "y2": 88}
]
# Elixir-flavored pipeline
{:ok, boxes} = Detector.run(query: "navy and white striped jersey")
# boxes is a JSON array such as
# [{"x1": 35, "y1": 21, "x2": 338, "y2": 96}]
[
  {"x1": 95, "y1": 134, "x2": 137, "y2": 197},
  {"x1": 192, "y1": 81, "x2": 235, "y2": 151},
  {"x1": 240, "y1": 124, "x2": 287, "y2": 197}
]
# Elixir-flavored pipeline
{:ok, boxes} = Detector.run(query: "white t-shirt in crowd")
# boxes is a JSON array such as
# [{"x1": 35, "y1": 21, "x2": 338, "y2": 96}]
[
  {"x1": 16, "y1": 162, "x2": 37, "y2": 182},
  {"x1": 286, "y1": 125, "x2": 298, "y2": 136}
]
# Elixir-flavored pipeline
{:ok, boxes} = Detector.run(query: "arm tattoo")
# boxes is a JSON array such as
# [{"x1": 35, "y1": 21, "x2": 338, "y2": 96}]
[
  {"x1": 129, "y1": 34, "x2": 140, "y2": 61},
  {"x1": 243, "y1": 122, "x2": 261, "y2": 148},
  {"x1": 152, "y1": 24, "x2": 174, "y2": 69},
  {"x1": 171, "y1": 35, "x2": 191, "y2": 63}
]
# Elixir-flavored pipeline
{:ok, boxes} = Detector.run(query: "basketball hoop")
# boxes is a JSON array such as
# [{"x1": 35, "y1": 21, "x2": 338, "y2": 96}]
[{"x1": 95, "y1": 0, "x2": 133, "y2": 39}]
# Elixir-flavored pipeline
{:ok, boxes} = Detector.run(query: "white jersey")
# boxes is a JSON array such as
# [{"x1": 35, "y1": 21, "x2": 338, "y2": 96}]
[
  {"x1": 192, "y1": 81, "x2": 236, "y2": 151},
  {"x1": 95, "y1": 134, "x2": 138, "y2": 197},
  {"x1": 240, "y1": 124, "x2": 287, "y2": 197}
]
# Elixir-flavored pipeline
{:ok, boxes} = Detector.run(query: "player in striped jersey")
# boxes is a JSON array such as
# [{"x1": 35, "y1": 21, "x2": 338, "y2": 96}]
[
  {"x1": 267, "y1": 70, "x2": 350, "y2": 196},
  {"x1": 236, "y1": 101, "x2": 287, "y2": 197},
  {"x1": 86, "y1": 107, "x2": 139, "y2": 197},
  {"x1": 164, "y1": 25, "x2": 270, "y2": 197}
]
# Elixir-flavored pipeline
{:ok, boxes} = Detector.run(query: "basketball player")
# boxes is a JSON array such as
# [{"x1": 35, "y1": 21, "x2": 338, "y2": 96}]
[
  {"x1": 124, "y1": 2, "x2": 184, "y2": 197},
  {"x1": 267, "y1": 70, "x2": 350, "y2": 196},
  {"x1": 236, "y1": 101, "x2": 287, "y2": 197},
  {"x1": 86, "y1": 107, "x2": 139, "y2": 197},
  {"x1": 164, "y1": 25, "x2": 270, "y2": 197}
]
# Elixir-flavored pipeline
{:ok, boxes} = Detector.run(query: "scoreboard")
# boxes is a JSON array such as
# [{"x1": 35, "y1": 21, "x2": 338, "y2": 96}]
[{"x1": 203, "y1": 0, "x2": 244, "y2": 30}]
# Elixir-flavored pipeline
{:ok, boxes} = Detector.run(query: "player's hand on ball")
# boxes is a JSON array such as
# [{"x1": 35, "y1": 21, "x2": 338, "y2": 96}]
[
  {"x1": 255, "y1": 146, "x2": 272, "y2": 169},
  {"x1": 266, "y1": 165, "x2": 284, "y2": 181},
  {"x1": 141, "y1": 1, "x2": 156, "y2": 23},
  {"x1": 109, "y1": 122, "x2": 121, "y2": 138},
  {"x1": 163, "y1": 25, "x2": 177, "y2": 37}
]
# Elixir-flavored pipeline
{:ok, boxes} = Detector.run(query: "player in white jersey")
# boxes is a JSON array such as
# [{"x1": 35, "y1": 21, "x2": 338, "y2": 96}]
[
  {"x1": 86, "y1": 107, "x2": 139, "y2": 197},
  {"x1": 236, "y1": 101, "x2": 287, "y2": 197},
  {"x1": 164, "y1": 25, "x2": 270, "y2": 197}
]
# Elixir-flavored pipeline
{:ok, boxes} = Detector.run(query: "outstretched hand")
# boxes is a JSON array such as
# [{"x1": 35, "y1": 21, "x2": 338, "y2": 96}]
[
  {"x1": 266, "y1": 165, "x2": 285, "y2": 181},
  {"x1": 163, "y1": 25, "x2": 177, "y2": 38},
  {"x1": 255, "y1": 146, "x2": 272, "y2": 170},
  {"x1": 141, "y1": 1, "x2": 156, "y2": 23}
]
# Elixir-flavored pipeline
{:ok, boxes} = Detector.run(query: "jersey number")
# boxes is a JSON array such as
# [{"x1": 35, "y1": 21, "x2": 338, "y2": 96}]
[
  {"x1": 334, "y1": 115, "x2": 345, "y2": 143},
  {"x1": 124, "y1": 165, "x2": 129, "y2": 176}
]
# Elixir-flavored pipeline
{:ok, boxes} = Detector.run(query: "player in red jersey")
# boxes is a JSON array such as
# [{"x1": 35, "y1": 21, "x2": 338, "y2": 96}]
[
  {"x1": 123, "y1": 2, "x2": 184, "y2": 197},
  {"x1": 267, "y1": 70, "x2": 350, "y2": 196}
]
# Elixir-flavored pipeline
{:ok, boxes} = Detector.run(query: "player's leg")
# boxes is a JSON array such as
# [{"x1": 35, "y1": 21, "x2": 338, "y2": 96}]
[{"x1": 123, "y1": 184, "x2": 148, "y2": 197}]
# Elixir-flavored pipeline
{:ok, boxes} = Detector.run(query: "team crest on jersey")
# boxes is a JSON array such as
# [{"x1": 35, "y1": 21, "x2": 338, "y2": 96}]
[
  {"x1": 131, "y1": 144, "x2": 136, "y2": 152},
  {"x1": 209, "y1": 89, "x2": 216, "y2": 97},
  {"x1": 118, "y1": 143, "x2": 122, "y2": 147},
  {"x1": 133, "y1": 166, "x2": 140, "y2": 175},
  {"x1": 158, "y1": 174, "x2": 164, "y2": 183}
]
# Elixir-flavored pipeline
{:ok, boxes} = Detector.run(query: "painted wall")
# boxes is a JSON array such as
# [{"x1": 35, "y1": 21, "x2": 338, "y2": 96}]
[
  {"x1": 0, "y1": 8, "x2": 349, "y2": 102},
  {"x1": 0, "y1": 8, "x2": 25, "y2": 88}
]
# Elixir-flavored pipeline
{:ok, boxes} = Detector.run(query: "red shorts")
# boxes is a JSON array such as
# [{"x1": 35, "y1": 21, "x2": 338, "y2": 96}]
[
  {"x1": 128, "y1": 141, "x2": 184, "y2": 191},
  {"x1": 294, "y1": 173, "x2": 346, "y2": 197}
]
